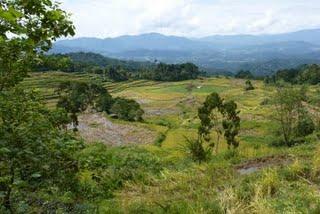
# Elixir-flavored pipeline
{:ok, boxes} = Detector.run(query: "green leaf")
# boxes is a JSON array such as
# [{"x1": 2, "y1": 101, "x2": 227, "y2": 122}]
[
  {"x1": 0, "y1": 147, "x2": 11, "y2": 154},
  {"x1": 31, "y1": 173, "x2": 41, "y2": 178}
]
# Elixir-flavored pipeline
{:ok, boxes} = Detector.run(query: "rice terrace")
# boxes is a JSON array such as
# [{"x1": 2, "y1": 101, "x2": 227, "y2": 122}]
[
  {"x1": 18, "y1": 70, "x2": 320, "y2": 213},
  {"x1": 2, "y1": 0, "x2": 320, "y2": 213}
]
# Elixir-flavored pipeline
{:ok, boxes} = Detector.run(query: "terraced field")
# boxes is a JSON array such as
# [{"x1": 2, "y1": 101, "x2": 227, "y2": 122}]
[{"x1": 21, "y1": 72, "x2": 320, "y2": 213}]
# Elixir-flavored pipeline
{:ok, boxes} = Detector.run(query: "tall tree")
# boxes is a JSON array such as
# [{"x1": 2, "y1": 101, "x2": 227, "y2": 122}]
[
  {"x1": 273, "y1": 86, "x2": 304, "y2": 146},
  {"x1": 198, "y1": 92, "x2": 240, "y2": 150},
  {"x1": 0, "y1": 1, "x2": 76, "y2": 211},
  {"x1": 188, "y1": 92, "x2": 240, "y2": 162},
  {"x1": 0, "y1": 88, "x2": 82, "y2": 212},
  {"x1": 0, "y1": 0, "x2": 75, "y2": 90},
  {"x1": 56, "y1": 81, "x2": 113, "y2": 130}
]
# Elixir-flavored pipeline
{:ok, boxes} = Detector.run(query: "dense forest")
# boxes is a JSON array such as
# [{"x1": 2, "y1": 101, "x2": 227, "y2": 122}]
[
  {"x1": 265, "y1": 64, "x2": 320, "y2": 85},
  {"x1": 35, "y1": 52, "x2": 155, "y2": 73},
  {"x1": 35, "y1": 52, "x2": 201, "y2": 81}
]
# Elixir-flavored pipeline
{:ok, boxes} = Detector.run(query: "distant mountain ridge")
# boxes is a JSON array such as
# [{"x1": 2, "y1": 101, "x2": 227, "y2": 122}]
[
  {"x1": 199, "y1": 29, "x2": 320, "y2": 47},
  {"x1": 52, "y1": 29, "x2": 320, "y2": 76}
]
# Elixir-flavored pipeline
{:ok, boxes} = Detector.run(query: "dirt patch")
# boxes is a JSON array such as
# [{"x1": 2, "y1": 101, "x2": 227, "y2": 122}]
[
  {"x1": 75, "y1": 113, "x2": 157, "y2": 146},
  {"x1": 144, "y1": 108, "x2": 180, "y2": 117},
  {"x1": 235, "y1": 155, "x2": 292, "y2": 175}
]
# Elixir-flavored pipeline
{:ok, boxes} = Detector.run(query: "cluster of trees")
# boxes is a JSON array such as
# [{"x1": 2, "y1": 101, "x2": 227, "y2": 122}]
[
  {"x1": 265, "y1": 64, "x2": 320, "y2": 85},
  {"x1": 186, "y1": 92, "x2": 241, "y2": 162},
  {"x1": 136, "y1": 62, "x2": 201, "y2": 81},
  {"x1": 56, "y1": 81, "x2": 144, "y2": 131},
  {"x1": 35, "y1": 54, "x2": 202, "y2": 82}
]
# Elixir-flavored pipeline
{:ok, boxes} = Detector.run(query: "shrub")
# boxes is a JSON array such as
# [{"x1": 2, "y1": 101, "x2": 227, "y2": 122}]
[
  {"x1": 184, "y1": 138, "x2": 211, "y2": 163},
  {"x1": 110, "y1": 98, "x2": 144, "y2": 121},
  {"x1": 245, "y1": 80, "x2": 255, "y2": 91},
  {"x1": 154, "y1": 132, "x2": 166, "y2": 147},
  {"x1": 295, "y1": 115, "x2": 315, "y2": 137}
]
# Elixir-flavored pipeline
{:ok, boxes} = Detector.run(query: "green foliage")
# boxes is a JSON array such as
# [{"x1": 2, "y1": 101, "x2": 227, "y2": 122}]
[
  {"x1": 105, "y1": 65, "x2": 129, "y2": 82},
  {"x1": 267, "y1": 64, "x2": 320, "y2": 85},
  {"x1": 0, "y1": 88, "x2": 83, "y2": 212},
  {"x1": 0, "y1": 40, "x2": 33, "y2": 91},
  {"x1": 295, "y1": 114, "x2": 315, "y2": 137},
  {"x1": 185, "y1": 92, "x2": 240, "y2": 163},
  {"x1": 56, "y1": 81, "x2": 113, "y2": 129},
  {"x1": 35, "y1": 54, "x2": 74, "y2": 72},
  {"x1": 110, "y1": 98, "x2": 144, "y2": 122},
  {"x1": 154, "y1": 133, "x2": 167, "y2": 147},
  {"x1": 245, "y1": 80, "x2": 255, "y2": 91},
  {"x1": 34, "y1": 52, "x2": 155, "y2": 74},
  {"x1": 0, "y1": 0, "x2": 75, "y2": 91},
  {"x1": 34, "y1": 53, "x2": 201, "y2": 82},
  {"x1": 76, "y1": 143, "x2": 162, "y2": 199},
  {"x1": 297, "y1": 64, "x2": 320, "y2": 85},
  {"x1": 94, "y1": 93, "x2": 114, "y2": 113},
  {"x1": 222, "y1": 101, "x2": 241, "y2": 148},
  {"x1": 137, "y1": 62, "x2": 200, "y2": 81},
  {"x1": 47, "y1": 107, "x2": 72, "y2": 130},
  {"x1": 184, "y1": 138, "x2": 211, "y2": 163},
  {"x1": 273, "y1": 86, "x2": 309, "y2": 146},
  {"x1": 198, "y1": 92, "x2": 241, "y2": 150}
]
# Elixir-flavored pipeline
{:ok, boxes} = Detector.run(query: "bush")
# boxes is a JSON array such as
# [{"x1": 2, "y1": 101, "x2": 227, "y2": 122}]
[
  {"x1": 296, "y1": 115, "x2": 315, "y2": 137},
  {"x1": 184, "y1": 138, "x2": 211, "y2": 163},
  {"x1": 154, "y1": 132, "x2": 166, "y2": 147},
  {"x1": 110, "y1": 98, "x2": 144, "y2": 121},
  {"x1": 245, "y1": 80, "x2": 255, "y2": 91}
]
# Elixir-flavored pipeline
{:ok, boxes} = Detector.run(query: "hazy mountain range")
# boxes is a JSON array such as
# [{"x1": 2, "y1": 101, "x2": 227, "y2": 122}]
[{"x1": 52, "y1": 29, "x2": 320, "y2": 76}]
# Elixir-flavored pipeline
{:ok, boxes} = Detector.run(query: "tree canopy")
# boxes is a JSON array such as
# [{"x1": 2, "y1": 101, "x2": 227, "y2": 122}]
[{"x1": 0, "y1": 0, "x2": 75, "y2": 91}]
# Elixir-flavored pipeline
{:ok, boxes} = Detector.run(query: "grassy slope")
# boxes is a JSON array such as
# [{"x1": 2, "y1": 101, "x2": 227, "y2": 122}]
[{"x1": 22, "y1": 72, "x2": 320, "y2": 213}]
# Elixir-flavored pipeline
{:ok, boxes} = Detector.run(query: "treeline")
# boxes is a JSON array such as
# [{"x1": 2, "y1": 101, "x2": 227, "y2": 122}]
[
  {"x1": 136, "y1": 62, "x2": 200, "y2": 81},
  {"x1": 35, "y1": 52, "x2": 154, "y2": 73},
  {"x1": 235, "y1": 64, "x2": 320, "y2": 85},
  {"x1": 264, "y1": 64, "x2": 320, "y2": 85},
  {"x1": 35, "y1": 52, "x2": 201, "y2": 82}
]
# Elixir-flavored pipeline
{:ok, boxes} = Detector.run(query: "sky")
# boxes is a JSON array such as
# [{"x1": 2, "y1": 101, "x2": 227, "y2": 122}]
[{"x1": 60, "y1": 0, "x2": 320, "y2": 38}]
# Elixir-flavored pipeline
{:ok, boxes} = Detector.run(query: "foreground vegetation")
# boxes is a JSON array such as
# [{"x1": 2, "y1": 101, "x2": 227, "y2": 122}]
[{"x1": 13, "y1": 72, "x2": 320, "y2": 213}]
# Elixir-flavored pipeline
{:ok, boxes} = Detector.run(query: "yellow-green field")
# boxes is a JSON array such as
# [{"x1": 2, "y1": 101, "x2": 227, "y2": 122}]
[{"x1": 21, "y1": 72, "x2": 320, "y2": 213}]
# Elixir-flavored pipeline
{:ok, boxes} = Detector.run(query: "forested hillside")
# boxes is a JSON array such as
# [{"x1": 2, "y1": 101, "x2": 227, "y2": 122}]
[{"x1": 35, "y1": 52, "x2": 202, "y2": 81}]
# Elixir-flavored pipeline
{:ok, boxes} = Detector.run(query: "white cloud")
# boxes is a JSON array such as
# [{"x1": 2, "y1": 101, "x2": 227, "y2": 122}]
[{"x1": 60, "y1": 0, "x2": 320, "y2": 38}]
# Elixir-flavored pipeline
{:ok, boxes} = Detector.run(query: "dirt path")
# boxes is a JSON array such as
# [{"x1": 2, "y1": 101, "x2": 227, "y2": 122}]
[{"x1": 75, "y1": 113, "x2": 157, "y2": 146}]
